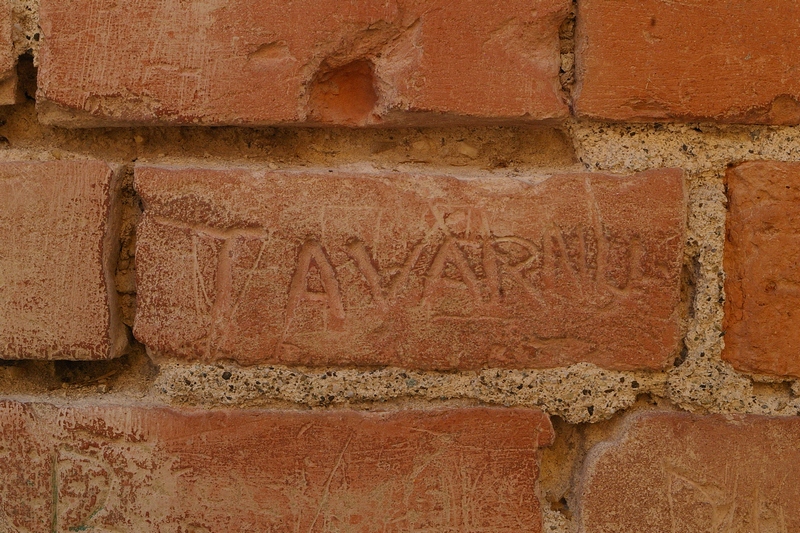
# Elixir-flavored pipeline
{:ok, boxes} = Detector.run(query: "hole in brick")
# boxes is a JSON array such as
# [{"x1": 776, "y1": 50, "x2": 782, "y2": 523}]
[{"x1": 307, "y1": 60, "x2": 378, "y2": 126}]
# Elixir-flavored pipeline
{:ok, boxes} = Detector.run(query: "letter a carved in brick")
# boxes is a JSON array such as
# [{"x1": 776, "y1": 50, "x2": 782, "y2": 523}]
[{"x1": 285, "y1": 241, "x2": 346, "y2": 332}]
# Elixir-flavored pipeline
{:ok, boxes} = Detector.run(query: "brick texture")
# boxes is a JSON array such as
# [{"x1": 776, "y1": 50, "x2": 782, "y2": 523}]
[
  {"x1": 0, "y1": 402, "x2": 553, "y2": 532},
  {"x1": 723, "y1": 161, "x2": 800, "y2": 378},
  {"x1": 575, "y1": 0, "x2": 800, "y2": 123},
  {"x1": 0, "y1": 160, "x2": 127, "y2": 360},
  {"x1": 37, "y1": 0, "x2": 569, "y2": 127},
  {"x1": 134, "y1": 166, "x2": 685, "y2": 370},
  {"x1": 578, "y1": 412, "x2": 800, "y2": 532}
]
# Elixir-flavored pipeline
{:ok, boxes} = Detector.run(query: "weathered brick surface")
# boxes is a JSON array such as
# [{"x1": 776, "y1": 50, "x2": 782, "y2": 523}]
[
  {"x1": 0, "y1": 160, "x2": 127, "y2": 360},
  {"x1": 0, "y1": 402, "x2": 553, "y2": 532},
  {"x1": 134, "y1": 166, "x2": 685, "y2": 370},
  {"x1": 723, "y1": 162, "x2": 800, "y2": 378},
  {"x1": 575, "y1": 0, "x2": 800, "y2": 123},
  {"x1": 0, "y1": 0, "x2": 15, "y2": 105},
  {"x1": 38, "y1": 0, "x2": 569, "y2": 127},
  {"x1": 578, "y1": 412, "x2": 800, "y2": 532}
]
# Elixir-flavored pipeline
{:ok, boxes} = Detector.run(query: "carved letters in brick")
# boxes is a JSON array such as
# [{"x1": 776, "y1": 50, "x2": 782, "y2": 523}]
[{"x1": 134, "y1": 168, "x2": 684, "y2": 369}]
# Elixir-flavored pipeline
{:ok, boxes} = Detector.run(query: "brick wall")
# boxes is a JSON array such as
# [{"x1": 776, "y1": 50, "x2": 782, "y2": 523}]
[{"x1": 1, "y1": 0, "x2": 799, "y2": 531}]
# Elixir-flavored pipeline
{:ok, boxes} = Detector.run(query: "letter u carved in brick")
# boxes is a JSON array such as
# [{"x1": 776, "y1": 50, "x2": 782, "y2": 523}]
[{"x1": 134, "y1": 167, "x2": 685, "y2": 371}]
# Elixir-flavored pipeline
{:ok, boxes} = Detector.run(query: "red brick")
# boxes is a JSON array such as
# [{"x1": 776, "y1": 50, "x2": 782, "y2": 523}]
[
  {"x1": 133, "y1": 166, "x2": 685, "y2": 370},
  {"x1": 575, "y1": 0, "x2": 800, "y2": 123},
  {"x1": 578, "y1": 412, "x2": 800, "y2": 532},
  {"x1": 37, "y1": 0, "x2": 569, "y2": 127},
  {"x1": 723, "y1": 162, "x2": 800, "y2": 378},
  {"x1": 0, "y1": 160, "x2": 127, "y2": 360},
  {"x1": 0, "y1": 402, "x2": 553, "y2": 532}
]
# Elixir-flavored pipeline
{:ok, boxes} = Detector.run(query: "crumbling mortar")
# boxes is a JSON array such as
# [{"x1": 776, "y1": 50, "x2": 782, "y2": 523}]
[
  {"x1": 558, "y1": 0, "x2": 576, "y2": 100},
  {"x1": 151, "y1": 361, "x2": 667, "y2": 424},
  {"x1": 10, "y1": 0, "x2": 38, "y2": 59},
  {"x1": 0, "y1": 101, "x2": 578, "y2": 170}
]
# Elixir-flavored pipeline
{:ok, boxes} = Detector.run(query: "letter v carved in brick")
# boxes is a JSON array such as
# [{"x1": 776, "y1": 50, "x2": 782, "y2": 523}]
[{"x1": 344, "y1": 239, "x2": 426, "y2": 312}]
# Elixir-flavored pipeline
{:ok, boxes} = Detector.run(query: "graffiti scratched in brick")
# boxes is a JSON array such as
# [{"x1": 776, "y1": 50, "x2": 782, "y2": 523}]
[{"x1": 134, "y1": 169, "x2": 684, "y2": 369}]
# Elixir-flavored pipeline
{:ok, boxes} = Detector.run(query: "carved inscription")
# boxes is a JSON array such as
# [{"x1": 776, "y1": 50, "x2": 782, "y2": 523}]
[
  {"x1": 134, "y1": 168, "x2": 684, "y2": 369},
  {"x1": 55, "y1": 447, "x2": 113, "y2": 531},
  {"x1": 169, "y1": 204, "x2": 636, "y2": 327},
  {"x1": 158, "y1": 216, "x2": 629, "y2": 344},
  {"x1": 270, "y1": 226, "x2": 624, "y2": 325}
]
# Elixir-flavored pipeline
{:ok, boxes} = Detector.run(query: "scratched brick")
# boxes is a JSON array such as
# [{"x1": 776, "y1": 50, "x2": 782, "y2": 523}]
[
  {"x1": 0, "y1": 402, "x2": 553, "y2": 532},
  {"x1": 578, "y1": 412, "x2": 800, "y2": 532},
  {"x1": 37, "y1": 0, "x2": 569, "y2": 127},
  {"x1": 723, "y1": 161, "x2": 800, "y2": 378},
  {"x1": 0, "y1": 160, "x2": 127, "y2": 360},
  {"x1": 575, "y1": 0, "x2": 800, "y2": 123},
  {"x1": 133, "y1": 166, "x2": 685, "y2": 370}
]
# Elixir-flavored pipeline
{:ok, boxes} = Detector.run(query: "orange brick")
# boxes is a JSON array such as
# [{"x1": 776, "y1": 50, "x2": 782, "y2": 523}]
[
  {"x1": 575, "y1": 0, "x2": 800, "y2": 123},
  {"x1": 38, "y1": 0, "x2": 569, "y2": 127},
  {"x1": 134, "y1": 166, "x2": 685, "y2": 370},
  {"x1": 723, "y1": 162, "x2": 800, "y2": 378},
  {"x1": 0, "y1": 160, "x2": 127, "y2": 360},
  {"x1": 0, "y1": 402, "x2": 553, "y2": 532},
  {"x1": 579, "y1": 412, "x2": 800, "y2": 532}
]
